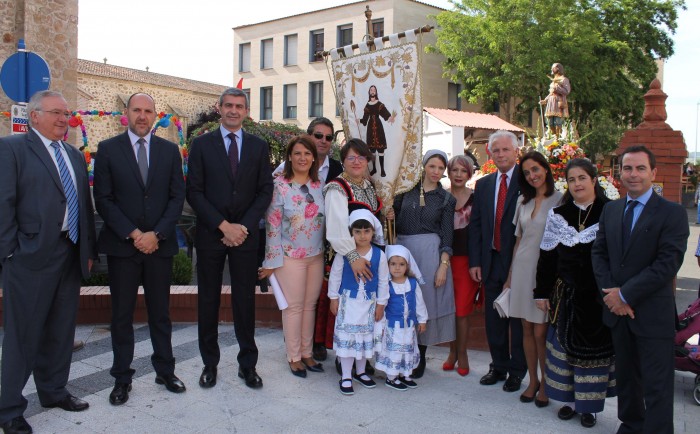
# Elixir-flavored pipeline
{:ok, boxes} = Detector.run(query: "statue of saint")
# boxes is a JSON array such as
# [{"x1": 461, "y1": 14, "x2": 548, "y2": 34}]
[
  {"x1": 360, "y1": 85, "x2": 394, "y2": 177},
  {"x1": 539, "y1": 63, "x2": 570, "y2": 136}
]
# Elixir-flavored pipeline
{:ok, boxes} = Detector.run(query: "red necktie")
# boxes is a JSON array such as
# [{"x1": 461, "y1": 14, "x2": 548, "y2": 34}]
[
  {"x1": 494, "y1": 173, "x2": 507, "y2": 251},
  {"x1": 228, "y1": 133, "x2": 239, "y2": 178}
]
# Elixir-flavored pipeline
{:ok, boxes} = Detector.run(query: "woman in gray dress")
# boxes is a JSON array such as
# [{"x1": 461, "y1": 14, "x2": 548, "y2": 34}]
[
  {"x1": 504, "y1": 151, "x2": 561, "y2": 407},
  {"x1": 386, "y1": 149, "x2": 456, "y2": 378}
]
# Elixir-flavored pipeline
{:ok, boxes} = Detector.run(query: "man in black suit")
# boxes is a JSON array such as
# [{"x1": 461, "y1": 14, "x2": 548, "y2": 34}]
[
  {"x1": 468, "y1": 130, "x2": 525, "y2": 392},
  {"x1": 592, "y1": 145, "x2": 688, "y2": 434},
  {"x1": 187, "y1": 88, "x2": 273, "y2": 389},
  {"x1": 93, "y1": 93, "x2": 186, "y2": 405},
  {"x1": 0, "y1": 90, "x2": 97, "y2": 434}
]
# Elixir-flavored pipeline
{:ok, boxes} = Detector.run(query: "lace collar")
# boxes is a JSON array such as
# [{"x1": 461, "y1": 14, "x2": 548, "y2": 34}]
[{"x1": 539, "y1": 208, "x2": 599, "y2": 251}]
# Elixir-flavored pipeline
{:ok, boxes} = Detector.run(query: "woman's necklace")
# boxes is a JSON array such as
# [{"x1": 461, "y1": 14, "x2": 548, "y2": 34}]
[
  {"x1": 342, "y1": 172, "x2": 365, "y2": 187},
  {"x1": 578, "y1": 203, "x2": 594, "y2": 231}
]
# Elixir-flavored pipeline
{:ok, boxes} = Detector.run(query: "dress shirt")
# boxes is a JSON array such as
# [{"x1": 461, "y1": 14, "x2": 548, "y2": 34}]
[
  {"x1": 625, "y1": 187, "x2": 653, "y2": 232},
  {"x1": 220, "y1": 126, "x2": 242, "y2": 160},
  {"x1": 127, "y1": 129, "x2": 151, "y2": 165},
  {"x1": 33, "y1": 128, "x2": 77, "y2": 231}
]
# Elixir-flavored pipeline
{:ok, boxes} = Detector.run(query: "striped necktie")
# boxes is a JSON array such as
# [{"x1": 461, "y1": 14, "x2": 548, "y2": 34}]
[{"x1": 50, "y1": 141, "x2": 79, "y2": 244}]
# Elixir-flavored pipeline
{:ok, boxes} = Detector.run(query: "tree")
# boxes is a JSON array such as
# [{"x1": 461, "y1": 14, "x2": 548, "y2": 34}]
[{"x1": 430, "y1": 0, "x2": 684, "y2": 153}]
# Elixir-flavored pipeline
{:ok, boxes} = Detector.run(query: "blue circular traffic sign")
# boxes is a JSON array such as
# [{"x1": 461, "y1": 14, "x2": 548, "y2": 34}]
[{"x1": 0, "y1": 51, "x2": 51, "y2": 103}]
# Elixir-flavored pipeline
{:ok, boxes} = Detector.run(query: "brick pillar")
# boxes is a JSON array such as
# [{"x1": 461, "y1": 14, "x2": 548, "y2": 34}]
[{"x1": 617, "y1": 78, "x2": 686, "y2": 204}]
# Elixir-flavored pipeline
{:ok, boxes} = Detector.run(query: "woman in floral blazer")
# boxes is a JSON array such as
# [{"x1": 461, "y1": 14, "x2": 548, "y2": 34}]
[{"x1": 259, "y1": 135, "x2": 326, "y2": 377}]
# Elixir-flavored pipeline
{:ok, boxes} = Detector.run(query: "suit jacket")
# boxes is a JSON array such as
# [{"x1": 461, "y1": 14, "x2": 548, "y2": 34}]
[
  {"x1": 592, "y1": 192, "x2": 689, "y2": 338},
  {"x1": 326, "y1": 157, "x2": 343, "y2": 183},
  {"x1": 0, "y1": 129, "x2": 96, "y2": 278},
  {"x1": 186, "y1": 128, "x2": 273, "y2": 251},
  {"x1": 93, "y1": 132, "x2": 185, "y2": 257},
  {"x1": 467, "y1": 168, "x2": 520, "y2": 283}
]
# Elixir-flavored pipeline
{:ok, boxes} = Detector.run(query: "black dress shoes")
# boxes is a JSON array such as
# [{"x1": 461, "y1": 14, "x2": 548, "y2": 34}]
[
  {"x1": 43, "y1": 394, "x2": 89, "y2": 412},
  {"x1": 580, "y1": 413, "x2": 596, "y2": 428},
  {"x1": 312, "y1": 343, "x2": 328, "y2": 361},
  {"x1": 289, "y1": 362, "x2": 307, "y2": 378},
  {"x1": 479, "y1": 368, "x2": 507, "y2": 385},
  {"x1": 238, "y1": 367, "x2": 263, "y2": 389},
  {"x1": 503, "y1": 375, "x2": 523, "y2": 392},
  {"x1": 199, "y1": 365, "x2": 217, "y2": 388},
  {"x1": 109, "y1": 383, "x2": 132, "y2": 406},
  {"x1": 0, "y1": 416, "x2": 32, "y2": 434},
  {"x1": 155, "y1": 374, "x2": 186, "y2": 393},
  {"x1": 558, "y1": 405, "x2": 577, "y2": 420}
]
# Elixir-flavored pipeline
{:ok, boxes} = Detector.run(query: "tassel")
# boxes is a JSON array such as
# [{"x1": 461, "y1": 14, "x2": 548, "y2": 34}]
[{"x1": 419, "y1": 168, "x2": 425, "y2": 206}]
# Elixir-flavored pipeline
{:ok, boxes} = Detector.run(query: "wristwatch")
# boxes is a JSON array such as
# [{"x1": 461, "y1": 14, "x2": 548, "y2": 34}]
[{"x1": 440, "y1": 260, "x2": 450, "y2": 267}]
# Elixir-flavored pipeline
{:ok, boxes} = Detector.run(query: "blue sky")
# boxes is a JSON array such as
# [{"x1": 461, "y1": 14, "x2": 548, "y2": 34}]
[{"x1": 78, "y1": 0, "x2": 698, "y2": 155}]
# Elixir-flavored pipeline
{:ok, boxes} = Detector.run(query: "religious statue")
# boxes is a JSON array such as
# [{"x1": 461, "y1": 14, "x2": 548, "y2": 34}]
[{"x1": 539, "y1": 63, "x2": 571, "y2": 136}]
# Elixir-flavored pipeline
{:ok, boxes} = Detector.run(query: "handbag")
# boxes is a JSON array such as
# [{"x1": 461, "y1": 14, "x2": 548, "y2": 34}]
[{"x1": 493, "y1": 287, "x2": 511, "y2": 318}]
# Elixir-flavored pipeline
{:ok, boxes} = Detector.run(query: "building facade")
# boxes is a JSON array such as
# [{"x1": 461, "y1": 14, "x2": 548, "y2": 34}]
[{"x1": 233, "y1": 0, "x2": 478, "y2": 131}]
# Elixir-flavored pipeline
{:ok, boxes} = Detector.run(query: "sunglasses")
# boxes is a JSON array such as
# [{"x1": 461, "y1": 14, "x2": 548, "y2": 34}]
[
  {"x1": 345, "y1": 155, "x2": 367, "y2": 163},
  {"x1": 299, "y1": 184, "x2": 315, "y2": 203},
  {"x1": 313, "y1": 132, "x2": 334, "y2": 142}
]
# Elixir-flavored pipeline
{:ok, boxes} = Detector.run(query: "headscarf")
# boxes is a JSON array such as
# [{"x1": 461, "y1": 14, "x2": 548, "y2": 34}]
[
  {"x1": 385, "y1": 244, "x2": 425, "y2": 285},
  {"x1": 348, "y1": 209, "x2": 385, "y2": 246}
]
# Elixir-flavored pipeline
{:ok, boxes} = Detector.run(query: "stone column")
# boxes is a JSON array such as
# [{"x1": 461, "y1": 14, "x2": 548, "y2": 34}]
[
  {"x1": 0, "y1": 0, "x2": 78, "y2": 141},
  {"x1": 617, "y1": 78, "x2": 686, "y2": 204}
]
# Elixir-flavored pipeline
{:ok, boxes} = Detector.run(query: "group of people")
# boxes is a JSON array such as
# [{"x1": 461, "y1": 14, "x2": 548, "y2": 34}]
[{"x1": 0, "y1": 87, "x2": 689, "y2": 434}]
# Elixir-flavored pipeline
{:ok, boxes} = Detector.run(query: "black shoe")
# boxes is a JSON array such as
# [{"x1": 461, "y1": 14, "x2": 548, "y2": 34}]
[
  {"x1": 312, "y1": 344, "x2": 328, "y2": 361},
  {"x1": 398, "y1": 376, "x2": 418, "y2": 389},
  {"x1": 580, "y1": 413, "x2": 596, "y2": 428},
  {"x1": 385, "y1": 378, "x2": 408, "y2": 391},
  {"x1": 364, "y1": 360, "x2": 375, "y2": 376},
  {"x1": 479, "y1": 368, "x2": 507, "y2": 385},
  {"x1": 503, "y1": 375, "x2": 522, "y2": 392},
  {"x1": 199, "y1": 365, "x2": 217, "y2": 388},
  {"x1": 339, "y1": 378, "x2": 354, "y2": 395},
  {"x1": 289, "y1": 362, "x2": 307, "y2": 378},
  {"x1": 0, "y1": 416, "x2": 32, "y2": 434},
  {"x1": 558, "y1": 405, "x2": 577, "y2": 420},
  {"x1": 155, "y1": 374, "x2": 186, "y2": 393},
  {"x1": 303, "y1": 360, "x2": 324, "y2": 373},
  {"x1": 43, "y1": 394, "x2": 89, "y2": 412},
  {"x1": 109, "y1": 383, "x2": 131, "y2": 406},
  {"x1": 535, "y1": 398, "x2": 550, "y2": 408},
  {"x1": 238, "y1": 367, "x2": 263, "y2": 389},
  {"x1": 519, "y1": 392, "x2": 534, "y2": 403},
  {"x1": 411, "y1": 357, "x2": 426, "y2": 379},
  {"x1": 352, "y1": 373, "x2": 377, "y2": 388}
]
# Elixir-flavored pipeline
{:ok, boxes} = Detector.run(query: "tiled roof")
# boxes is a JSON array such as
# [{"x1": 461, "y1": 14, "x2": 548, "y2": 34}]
[
  {"x1": 424, "y1": 107, "x2": 525, "y2": 133},
  {"x1": 77, "y1": 59, "x2": 229, "y2": 95}
]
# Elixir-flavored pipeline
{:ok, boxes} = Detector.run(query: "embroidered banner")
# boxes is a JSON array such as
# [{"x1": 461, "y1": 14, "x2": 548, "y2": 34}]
[{"x1": 331, "y1": 34, "x2": 423, "y2": 206}]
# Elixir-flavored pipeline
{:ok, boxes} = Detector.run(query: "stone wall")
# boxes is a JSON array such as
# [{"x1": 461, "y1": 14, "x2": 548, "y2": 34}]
[{"x1": 77, "y1": 74, "x2": 221, "y2": 150}]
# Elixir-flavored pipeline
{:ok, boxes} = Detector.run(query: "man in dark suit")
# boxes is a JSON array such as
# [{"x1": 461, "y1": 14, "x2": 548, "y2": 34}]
[
  {"x1": 468, "y1": 130, "x2": 525, "y2": 392},
  {"x1": 93, "y1": 93, "x2": 186, "y2": 406},
  {"x1": 187, "y1": 88, "x2": 273, "y2": 389},
  {"x1": 592, "y1": 145, "x2": 688, "y2": 434},
  {"x1": 0, "y1": 90, "x2": 97, "y2": 434}
]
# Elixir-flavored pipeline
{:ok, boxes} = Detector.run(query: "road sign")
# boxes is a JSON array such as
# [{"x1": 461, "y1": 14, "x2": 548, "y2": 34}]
[
  {"x1": 0, "y1": 40, "x2": 51, "y2": 103},
  {"x1": 11, "y1": 104, "x2": 28, "y2": 135}
]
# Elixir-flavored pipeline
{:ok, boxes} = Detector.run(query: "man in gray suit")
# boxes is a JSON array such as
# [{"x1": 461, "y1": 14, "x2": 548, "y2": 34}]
[{"x1": 0, "y1": 90, "x2": 97, "y2": 434}]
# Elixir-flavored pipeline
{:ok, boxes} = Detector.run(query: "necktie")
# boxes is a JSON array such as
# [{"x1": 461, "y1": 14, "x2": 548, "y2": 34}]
[
  {"x1": 228, "y1": 133, "x2": 239, "y2": 178},
  {"x1": 494, "y1": 173, "x2": 508, "y2": 252},
  {"x1": 137, "y1": 138, "x2": 148, "y2": 184},
  {"x1": 622, "y1": 200, "x2": 639, "y2": 249},
  {"x1": 50, "y1": 141, "x2": 79, "y2": 244}
]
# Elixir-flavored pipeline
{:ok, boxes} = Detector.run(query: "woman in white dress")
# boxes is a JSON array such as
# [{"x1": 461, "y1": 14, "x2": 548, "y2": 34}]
[{"x1": 504, "y1": 151, "x2": 562, "y2": 407}]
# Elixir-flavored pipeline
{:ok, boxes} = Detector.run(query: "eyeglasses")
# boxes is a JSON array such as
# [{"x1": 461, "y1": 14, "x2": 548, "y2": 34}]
[
  {"x1": 345, "y1": 156, "x2": 367, "y2": 163},
  {"x1": 313, "y1": 132, "x2": 334, "y2": 142},
  {"x1": 299, "y1": 184, "x2": 315, "y2": 203},
  {"x1": 36, "y1": 109, "x2": 72, "y2": 119}
]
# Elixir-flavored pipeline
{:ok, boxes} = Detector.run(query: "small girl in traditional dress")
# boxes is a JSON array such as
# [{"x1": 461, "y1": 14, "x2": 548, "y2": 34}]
[
  {"x1": 329, "y1": 209, "x2": 389, "y2": 395},
  {"x1": 375, "y1": 245, "x2": 428, "y2": 390}
]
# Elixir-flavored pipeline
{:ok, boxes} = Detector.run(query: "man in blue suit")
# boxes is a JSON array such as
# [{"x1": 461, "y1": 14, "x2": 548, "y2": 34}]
[
  {"x1": 0, "y1": 90, "x2": 97, "y2": 434},
  {"x1": 592, "y1": 145, "x2": 688, "y2": 434},
  {"x1": 468, "y1": 130, "x2": 525, "y2": 392}
]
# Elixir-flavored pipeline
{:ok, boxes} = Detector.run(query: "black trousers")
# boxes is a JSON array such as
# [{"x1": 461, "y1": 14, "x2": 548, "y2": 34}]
[
  {"x1": 196, "y1": 247, "x2": 258, "y2": 369},
  {"x1": 107, "y1": 253, "x2": 175, "y2": 384},
  {"x1": 0, "y1": 238, "x2": 79, "y2": 423},
  {"x1": 483, "y1": 250, "x2": 526, "y2": 377}
]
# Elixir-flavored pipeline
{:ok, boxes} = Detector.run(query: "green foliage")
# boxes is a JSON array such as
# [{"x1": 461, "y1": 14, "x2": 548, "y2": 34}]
[
  {"x1": 187, "y1": 118, "x2": 305, "y2": 167},
  {"x1": 430, "y1": 0, "x2": 685, "y2": 132},
  {"x1": 81, "y1": 272, "x2": 109, "y2": 286},
  {"x1": 171, "y1": 250, "x2": 193, "y2": 285},
  {"x1": 578, "y1": 109, "x2": 625, "y2": 158}
]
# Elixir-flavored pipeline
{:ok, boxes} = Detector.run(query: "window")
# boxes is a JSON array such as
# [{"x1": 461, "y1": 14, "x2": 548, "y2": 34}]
[
  {"x1": 242, "y1": 88, "x2": 251, "y2": 107},
  {"x1": 309, "y1": 29, "x2": 324, "y2": 62},
  {"x1": 260, "y1": 87, "x2": 273, "y2": 120},
  {"x1": 337, "y1": 24, "x2": 352, "y2": 47},
  {"x1": 284, "y1": 34, "x2": 298, "y2": 66},
  {"x1": 239, "y1": 43, "x2": 251, "y2": 72},
  {"x1": 372, "y1": 19, "x2": 384, "y2": 38},
  {"x1": 309, "y1": 81, "x2": 323, "y2": 118},
  {"x1": 283, "y1": 84, "x2": 297, "y2": 119},
  {"x1": 260, "y1": 38, "x2": 273, "y2": 69},
  {"x1": 448, "y1": 82, "x2": 461, "y2": 110}
]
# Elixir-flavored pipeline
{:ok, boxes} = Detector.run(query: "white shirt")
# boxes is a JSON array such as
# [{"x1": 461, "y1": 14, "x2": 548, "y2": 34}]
[
  {"x1": 127, "y1": 129, "x2": 150, "y2": 166},
  {"x1": 34, "y1": 128, "x2": 77, "y2": 231},
  {"x1": 328, "y1": 247, "x2": 390, "y2": 306}
]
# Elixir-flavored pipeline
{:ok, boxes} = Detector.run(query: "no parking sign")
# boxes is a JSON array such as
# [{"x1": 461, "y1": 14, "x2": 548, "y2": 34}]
[{"x1": 11, "y1": 104, "x2": 28, "y2": 135}]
